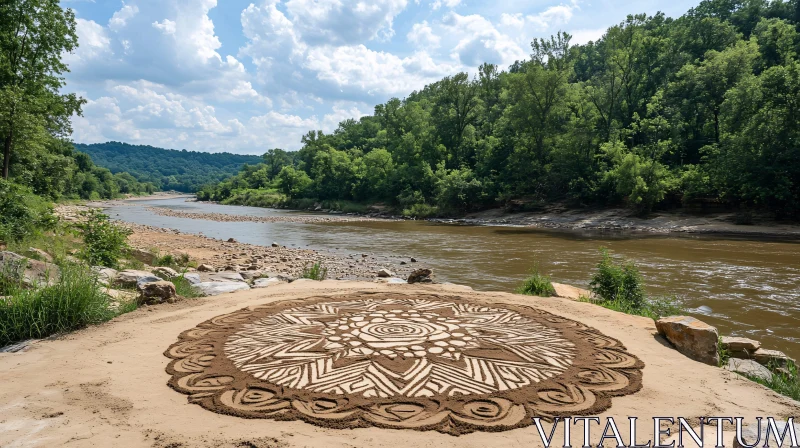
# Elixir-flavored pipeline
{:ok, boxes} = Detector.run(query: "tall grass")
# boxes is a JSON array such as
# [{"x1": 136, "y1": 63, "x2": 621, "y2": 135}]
[
  {"x1": 516, "y1": 265, "x2": 556, "y2": 297},
  {"x1": 171, "y1": 273, "x2": 203, "y2": 298},
  {"x1": 301, "y1": 262, "x2": 328, "y2": 280},
  {"x1": 742, "y1": 360, "x2": 800, "y2": 401},
  {"x1": 0, "y1": 264, "x2": 133, "y2": 346}
]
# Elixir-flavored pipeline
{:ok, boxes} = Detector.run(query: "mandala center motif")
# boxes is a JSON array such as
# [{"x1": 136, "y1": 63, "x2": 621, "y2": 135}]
[
  {"x1": 223, "y1": 298, "x2": 578, "y2": 398},
  {"x1": 321, "y1": 309, "x2": 478, "y2": 359}
]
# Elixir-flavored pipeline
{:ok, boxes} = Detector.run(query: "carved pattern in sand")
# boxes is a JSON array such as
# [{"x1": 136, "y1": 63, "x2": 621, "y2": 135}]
[{"x1": 165, "y1": 293, "x2": 644, "y2": 435}]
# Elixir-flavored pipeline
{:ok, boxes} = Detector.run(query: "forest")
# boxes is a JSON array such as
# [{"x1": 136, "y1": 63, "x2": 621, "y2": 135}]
[
  {"x1": 75, "y1": 142, "x2": 263, "y2": 193},
  {"x1": 200, "y1": 0, "x2": 800, "y2": 219}
]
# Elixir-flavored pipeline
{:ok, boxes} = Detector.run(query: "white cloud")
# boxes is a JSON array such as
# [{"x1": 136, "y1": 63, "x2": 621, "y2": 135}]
[
  {"x1": 431, "y1": 0, "x2": 461, "y2": 10},
  {"x1": 285, "y1": 0, "x2": 408, "y2": 45},
  {"x1": 152, "y1": 19, "x2": 177, "y2": 35},
  {"x1": 109, "y1": 2, "x2": 139, "y2": 31},
  {"x1": 441, "y1": 12, "x2": 527, "y2": 67},
  {"x1": 526, "y1": 3, "x2": 577, "y2": 30},
  {"x1": 407, "y1": 21, "x2": 440, "y2": 49}
]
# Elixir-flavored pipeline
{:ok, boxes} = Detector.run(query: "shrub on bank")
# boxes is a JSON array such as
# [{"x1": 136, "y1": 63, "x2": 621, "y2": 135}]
[
  {"x1": 76, "y1": 209, "x2": 132, "y2": 269},
  {"x1": 301, "y1": 262, "x2": 327, "y2": 281},
  {"x1": 516, "y1": 265, "x2": 556, "y2": 297},
  {"x1": 587, "y1": 248, "x2": 682, "y2": 319},
  {"x1": 0, "y1": 180, "x2": 57, "y2": 243},
  {"x1": 0, "y1": 264, "x2": 132, "y2": 346}
]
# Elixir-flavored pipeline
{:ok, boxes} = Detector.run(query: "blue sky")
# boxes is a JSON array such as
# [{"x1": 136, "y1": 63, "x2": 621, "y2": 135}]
[{"x1": 63, "y1": 0, "x2": 700, "y2": 154}]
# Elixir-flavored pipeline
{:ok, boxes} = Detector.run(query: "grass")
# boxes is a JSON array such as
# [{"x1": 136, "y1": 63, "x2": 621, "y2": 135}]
[
  {"x1": 581, "y1": 295, "x2": 683, "y2": 320},
  {"x1": 516, "y1": 265, "x2": 556, "y2": 297},
  {"x1": 741, "y1": 360, "x2": 800, "y2": 401},
  {"x1": 171, "y1": 273, "x2": 204, "y2": 298},
  {"x1": 6, "y1": 224, "x2": 82, "y2": 265},
  {"x1": 301, "y1": 262, "x2": 328, "y2": 281},
  {"x1": 0, "y1": 264, "x2": 136, "y2": 347}
]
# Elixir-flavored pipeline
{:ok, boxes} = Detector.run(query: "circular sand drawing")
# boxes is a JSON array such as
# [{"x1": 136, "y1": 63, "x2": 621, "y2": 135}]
[{"x1": 165, "y1": 293, "x2": 643, "y2": 435}]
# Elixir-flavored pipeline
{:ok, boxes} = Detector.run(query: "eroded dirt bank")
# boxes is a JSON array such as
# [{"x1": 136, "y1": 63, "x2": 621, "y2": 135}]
[{"x1": 0, "y1": 282, "x2": 797, "y2": 448}]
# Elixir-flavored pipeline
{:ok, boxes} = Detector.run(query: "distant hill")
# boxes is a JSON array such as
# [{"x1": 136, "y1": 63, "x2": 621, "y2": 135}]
[{"x1": 74, "y1": 142, "x2": 263, "y2": 192}]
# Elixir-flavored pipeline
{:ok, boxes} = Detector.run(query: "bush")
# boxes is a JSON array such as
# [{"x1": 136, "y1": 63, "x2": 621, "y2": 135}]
[
  {"x1": 301, "y1": 262, "x2": 328, "y2": 281},
  {"x1": 0, "y1": 180, "x2": 57, "y2": 243},
  {"x1": 401, "y1": 203, "x2": 439, "y2": 218},
  {"x1": 0, "y1": 264, "x2": 130, "y2": 346},
  {"x1": 76, "y1": 209, "x2": 132, "y2": 269},
  {"x1": 516, "y1": 266, "x2": 556, "y2": 297},
  {"x1": 589, "y1": 248, "x2": 647, "y2": 311},
  {"x1": 171, "y1": 272, "x2": 203, "y2": 298}
]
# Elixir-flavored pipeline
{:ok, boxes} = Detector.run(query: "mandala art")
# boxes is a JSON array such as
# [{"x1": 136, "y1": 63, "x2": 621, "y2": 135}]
[{"x1": 165, "y1": 293, "x2": 644, "y2": 435}]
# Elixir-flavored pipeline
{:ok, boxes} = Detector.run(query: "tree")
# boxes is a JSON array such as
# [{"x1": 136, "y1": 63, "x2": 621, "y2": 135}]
[{"x1": 0, "y1": 0, "x2": 85, "y2": 179}]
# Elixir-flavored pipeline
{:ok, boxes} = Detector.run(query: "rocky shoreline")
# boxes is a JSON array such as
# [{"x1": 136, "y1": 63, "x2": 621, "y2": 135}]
[{"x1": 144, "y1": 206, "x2": 395, "y2": 224}]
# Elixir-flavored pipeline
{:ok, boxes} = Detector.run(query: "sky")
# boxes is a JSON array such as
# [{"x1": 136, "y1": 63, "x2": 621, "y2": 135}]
[{"x1": 63, "y1": 0, "x2": 701, "y2": 155}]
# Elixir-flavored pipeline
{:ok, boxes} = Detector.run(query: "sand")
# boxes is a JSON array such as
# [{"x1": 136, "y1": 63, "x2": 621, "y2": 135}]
[{"x1": 1, "y1": 282, "x2": 798, "y2": 447}]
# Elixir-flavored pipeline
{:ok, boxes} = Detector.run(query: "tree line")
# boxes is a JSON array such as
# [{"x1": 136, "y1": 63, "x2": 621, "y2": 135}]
[
  {"x1": 200, "y1": 0, "x2": 800, "y2": 219},
  {"x1": 75, "y1": 142, "x2": 263, "y2": 193}
]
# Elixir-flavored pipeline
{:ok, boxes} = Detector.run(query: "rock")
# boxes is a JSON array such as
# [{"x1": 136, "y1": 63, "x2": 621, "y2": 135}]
[
  {"x1": 227, "y1": 238, "x2": 237, "y2": 243},
  {"x1": 410, "y1": 257, "x2": 417, "y2": 262},
  {"x1": 656, "y1": 316, "x2": 720, "y2": 366},
  {"x1": 209, "y1": 271, "x2": 245, "y2": 283},
  {"x1": 0, "y1": 251, "x2": 60, "y2": 288},
  {"x1": 292, "y1": 278, "x2": 316, "y2": 283},
  {"x1": 223, "y1": 265, "x2": 241, "y2": 272},
  {"x1": 720, "y1": 336, "x2": 761, "y2": 358},
  {"x1": 197, "y1": 264, "x2": 215, "y2": 272},
  {"x1": 407, "y1": 268, "x2": 434, "y2": 284},
  {"x1": 105, "y1": 289, "x2": 137, "y2": 302},
  {"x1": 194, "y1": 282, "x2": 250, "y2": 296},
  {"x1": 552, "y1": 283, "x2": 592, "y2": 300},
  {"x1": 92, "y1": 266, "x2": 118, "y2": 286},
  {"x1": 271, "y1": 242, "x2": 279, "y2": 247},
  {"x1": 129, "y1": 248, "x2": 156, "y2": 265},
  {"x1": 136, "y1": 281, "x2": 177, "y2": 305},
  {"x1": 182, "y1": 273, "x2": 201, "y2": 285},
  {"x1": 252, "y1": 278, "x2": 285, "y2": 288},
  {"x1": 753, "y1": 348, "x2": 794, "y2": 367},
  {"x1": 153, "y1": 267, "x2": 179, "y2": 279},
  {"x1": 115, "y1": 270, "x2": 161, "y2": 288},
  {"x1": 733, "y1": 420, "x2": 800, "y2": 448},
  {"x1": 400, "y1": 261, "x2": 407, "y2": 265},
  {"x1": 240, "y1": 271, "x2": 263, "y2": 281},
  {"x1": 377, "y1": 268, "x2": 395, "y2": 278},
  {"x1": 27, "y1": 248, "x2": 53, "y2": 263},
  {"x1": 375, "y1": 277, "x2": 407, "y2": 284},
  {"x1": 725, "y1": 358, "x2": 773, "y2": 382}
]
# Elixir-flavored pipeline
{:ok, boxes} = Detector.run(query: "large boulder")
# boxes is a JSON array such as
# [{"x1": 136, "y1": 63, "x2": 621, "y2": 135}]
[
  {"x1": 91, "y1": 266, "x2": 118, "y2": 286},
  {"x1": 115, "y1": 270, "x2": 161, "y2": 288},
  {"x1": 197, "y1": 264, "x2": 215, "y2": 272},
  {"x1": 407, "y1": 268, "x2": 434, "y2": 284},
  {"x1": 720, "y1": 336, "x2": 761, "y2": 358},
  {"x1": 194, "y1": 282, "x2": 250, "y2": 296},
  {"x1": 656, "y1": 316, "x2": 720, "y2": 366},
  {"x1": 0, "y1": 251, "x2": 60, "y2": 288},
  {"x1": 753, "y1": 348, "x2": 794, "y2": 368},
  {"x1": 252, "y1": 278, "x2": 285, "y2": 288},
  {"x1": 552, "y1": 283, "x2": 592, "y2": 300},
  {"x1": 725, "y1": 358, "x2": 773, "y2": 382},
  {"x1": 240, "y1": 271, "x2": 263, "y2": 281},
  {"x1": 209, "y1": 271, "x2": 245, "y2": 283},
  {"x1": 376, "y1": 268, "x2": 395, "y2": 278},
  {"x1": 182, "y1": 273, "x2": 201, "y2": 285},
  {"x1": 136, "y1": 281, "x2": 177, "y2": 305}
]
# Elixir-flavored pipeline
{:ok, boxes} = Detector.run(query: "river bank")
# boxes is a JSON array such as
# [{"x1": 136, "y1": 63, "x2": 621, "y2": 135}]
[{"x1": 183, "y1": 196, "x2": 800, "y2": 238}]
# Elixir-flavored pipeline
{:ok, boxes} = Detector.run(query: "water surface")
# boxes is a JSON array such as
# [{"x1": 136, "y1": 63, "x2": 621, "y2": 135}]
[{"x1": 107, "y1": 198, "x2": 800, "y2": 361}]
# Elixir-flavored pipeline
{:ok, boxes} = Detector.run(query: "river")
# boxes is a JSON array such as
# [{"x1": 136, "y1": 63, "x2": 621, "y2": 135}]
[{"x1": 107, "y1": 197, "x2": 800, "y2": 361}]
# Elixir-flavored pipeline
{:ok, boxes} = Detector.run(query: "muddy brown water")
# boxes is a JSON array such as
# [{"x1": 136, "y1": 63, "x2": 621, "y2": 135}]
[{"x1": 107, "y1": 198, "x2": 800, "y2": 362}]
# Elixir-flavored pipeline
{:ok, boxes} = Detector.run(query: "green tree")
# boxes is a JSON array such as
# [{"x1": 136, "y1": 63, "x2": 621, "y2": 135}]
[{"x1": 0, "y1": 0, "x2": 85, "y2": 179}]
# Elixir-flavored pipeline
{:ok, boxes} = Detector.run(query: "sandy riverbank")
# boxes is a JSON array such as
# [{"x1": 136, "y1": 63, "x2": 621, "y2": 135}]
[{"x1": 0, "y1": 281, "x2": 797, "y2": 447}]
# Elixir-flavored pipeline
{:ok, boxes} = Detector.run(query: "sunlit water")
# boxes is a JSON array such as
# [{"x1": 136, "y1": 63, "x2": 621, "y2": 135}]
[{"x1": 107, "y1": 198, "x2": 800, "y2": 361}]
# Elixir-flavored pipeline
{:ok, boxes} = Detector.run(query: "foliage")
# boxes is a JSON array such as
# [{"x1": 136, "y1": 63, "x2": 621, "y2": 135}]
[
  {"x1": 75, "y1": 142, "x2": 262, "y2": 193},
  {"x1": 0, "y1": 179, "x2": 56, "y2": 243},
  {"x1": 744, "y1": 360, "x2": 800, "y2": 402},
  {"x1": 301, "y1": 262, "x2": 328, "y2": 281},
  {"x1": 198, "y1": 2, "x2": 800, "y2": 220},
  {"x1": 171, "y1": 273, "x2": 203, "y2": 298},
  {"x1": 76, "y1": 209, "x2": 132, "y2": 269},
  {"x1": 515, "y1": 265, "x2": 556, "y2": 297},
  {"x1": 0, "y1": 263, "x2": 131, "y2": 347},
  {"x1": 589, "y1": 249, "x2": 647, "y2": 311}
]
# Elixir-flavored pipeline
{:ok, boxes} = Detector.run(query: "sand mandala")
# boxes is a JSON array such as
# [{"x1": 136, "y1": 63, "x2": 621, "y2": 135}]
[{"x1": 165, "y1": 293, "x2": 644, "y2": 435}]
